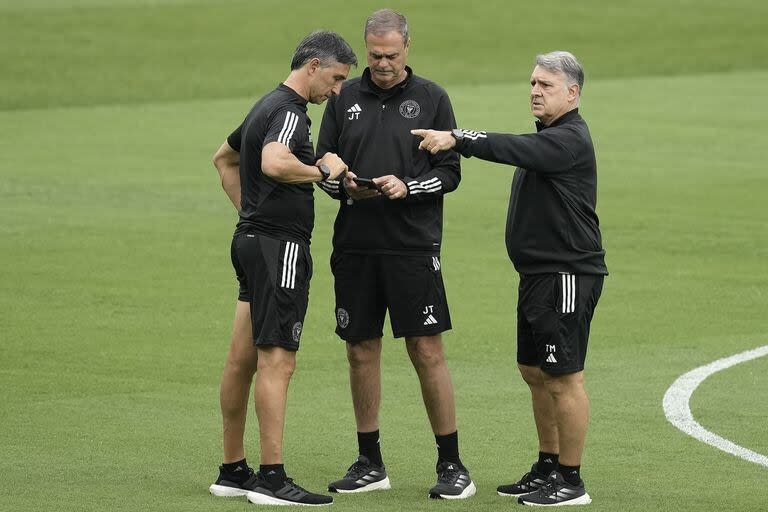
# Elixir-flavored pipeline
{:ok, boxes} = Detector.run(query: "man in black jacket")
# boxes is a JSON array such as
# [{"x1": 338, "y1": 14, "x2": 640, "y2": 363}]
[
  {"x1": 317, "y1": 9, "x2": 475, "y2": 501},
  {"x1": 413, "y1": 51, "x2": 607, "y2": 507}
]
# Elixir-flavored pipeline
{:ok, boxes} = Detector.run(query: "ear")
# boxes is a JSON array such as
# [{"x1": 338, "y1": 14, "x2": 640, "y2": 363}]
[
  {"x1": 306, "y1": 57, "x2": 321, "y2": 76},
  {"x1": 404, "y1": 37, "x2": 411, "y2": 55},
  {"x1": 567, "y1": 83, "x2": 580, "y2": 102}
]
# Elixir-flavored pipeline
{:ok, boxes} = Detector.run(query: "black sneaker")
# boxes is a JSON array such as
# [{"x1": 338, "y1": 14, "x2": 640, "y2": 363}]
[
  {"x1": 428, "y1": 461, "x2": 476, "y2": 500},
  {"x1": 327, "y1": 455, "x2": 391, "y2": 493},
  {"x1": 497, "y1": 462, "x2": 549, "y2": 497},
  {"x1": 246, "y1": 472, "x2": 333, "y2": 506},
  {"x1": 209, "y1": 464, "x2": 259, "y2": 497},
  {"x1": 517, "y1": 471, "x2": 592, "y2": 506}
]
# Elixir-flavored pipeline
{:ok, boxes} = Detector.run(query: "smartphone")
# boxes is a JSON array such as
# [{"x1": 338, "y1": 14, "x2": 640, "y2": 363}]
[{"x1": 352, "y1": 177, "x2": 381, "y2": 191}]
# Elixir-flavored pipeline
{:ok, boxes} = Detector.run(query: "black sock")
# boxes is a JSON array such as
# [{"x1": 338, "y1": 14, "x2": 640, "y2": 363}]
[
  {"x1": 358, "y1": 430, "x2": 383, "y2": 467},
  {"x1": 222, "y1": 458, "x2": 249, "y2": 480},
  {"x1": 435, "y1": 431, "x2": 462, "y2": 466},
  {"x1": 538, "y1": 451, "x2": 559, "y2": 476},
  {"x1": 559, "y1": 464, "x2": 581, "y2": 486},
  {"x1": 260, "y1": 464, "x2": 286, "y2": 486}
]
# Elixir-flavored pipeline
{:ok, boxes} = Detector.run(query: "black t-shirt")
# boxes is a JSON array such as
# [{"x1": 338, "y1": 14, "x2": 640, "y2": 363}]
[{"x1": 228, "y1": 84, "x2": 315, "y2": 245}]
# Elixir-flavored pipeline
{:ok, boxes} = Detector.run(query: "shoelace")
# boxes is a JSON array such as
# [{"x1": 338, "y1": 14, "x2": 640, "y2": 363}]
[
  {"x1": 281, "y1": 477, "x2": 309, "y2": 494},
  {"x1": 535, "y1": 477, "x2": 560, "y2": 499},
  {"x1": 517, "y1": 471, "x2": 534, "y2": 485},
  {"x1": 437, "y1": 467, "x2": 463, "y2": 485},
  {"x1": 344, "y1": 460, "x2": 373, "y2": 479}
]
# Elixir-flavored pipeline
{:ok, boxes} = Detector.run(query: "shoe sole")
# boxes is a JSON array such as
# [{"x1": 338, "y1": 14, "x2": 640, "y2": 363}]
[
  {"x1": 246, "y1": 491, "x2": 332, "y2": 507},
  {"x1": 429, "y1": 480, "x2": 476, "y2": 500},
  {"x1": 519, "y1": 492, "x2": 592, "y2": 506},
  {"x1": 498, "y1": 490, "x2": 532, "y2": 497},
  {"x1": 209, "y1": 484, "x2": 249, "y2": 497},
  {"x1": 329, "y1": 476, "x2": 391, "y2": 493}
]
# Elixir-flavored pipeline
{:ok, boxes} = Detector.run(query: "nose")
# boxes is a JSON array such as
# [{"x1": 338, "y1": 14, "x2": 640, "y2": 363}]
[{"x1": 331, "y1": 82, "x2": 343, "y2": 96}]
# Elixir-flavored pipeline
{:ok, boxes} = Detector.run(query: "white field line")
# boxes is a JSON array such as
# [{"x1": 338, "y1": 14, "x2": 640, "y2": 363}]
[{"x1": 663, "y1": 345, "x2": 768, "y2": 468}]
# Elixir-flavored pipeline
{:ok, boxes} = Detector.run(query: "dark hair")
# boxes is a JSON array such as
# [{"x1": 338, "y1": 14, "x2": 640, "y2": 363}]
[{"x1": 290, "y1": 30, "x2": 358, "y2": 70}]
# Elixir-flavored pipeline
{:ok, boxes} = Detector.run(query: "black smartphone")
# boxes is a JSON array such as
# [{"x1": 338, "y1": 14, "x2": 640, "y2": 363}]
[{"x1": 352, "y1": 177, "x2": 381, "y2": 191}]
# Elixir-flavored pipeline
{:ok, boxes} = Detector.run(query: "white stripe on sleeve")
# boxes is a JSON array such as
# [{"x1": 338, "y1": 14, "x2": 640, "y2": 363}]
[
  {"x1": 278, "y1": 112, "x2": 298, "y2": 146},
  {"x1": 276, "y1": 112, "x2": 294, "y2": 146},
  {"x1": 407, "y1": 177, "x2": 443, "y2": 195}
]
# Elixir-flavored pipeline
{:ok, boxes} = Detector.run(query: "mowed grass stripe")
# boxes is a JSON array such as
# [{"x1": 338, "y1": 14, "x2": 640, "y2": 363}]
[{"x1": 1, "y1": 0, "x2": 767, "y2": 110}]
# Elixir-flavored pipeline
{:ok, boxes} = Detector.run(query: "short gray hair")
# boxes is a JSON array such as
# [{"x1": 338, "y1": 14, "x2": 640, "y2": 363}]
[
  {"x1": 364, "y1": 9, "x2": 409, "y2": 45},
  {"x1": 290, "y1": 30, "x2": 358, "y2": 70},
  {"x1": 536, "y1": 51, "x2": 584, "y2": 94}
]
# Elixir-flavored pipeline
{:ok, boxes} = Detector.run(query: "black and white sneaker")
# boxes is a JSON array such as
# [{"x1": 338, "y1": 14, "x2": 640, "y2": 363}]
[
  {"x1": 246, "y1": 472, "x2": 333, "y2": 506},
  {"x1": 497, "y1": 462, "x2": 549, "y2": 497},
  {"x1": 428, "y1": 461, "x2": 476, "y2": 500},
  {"x1": 209, "y1": 464, "x2": 259, "y2": 497},
  {"x1": 518, "y1": 471, "x2": 592, "y2": 506},
  {"x1": 327, "y1": 455, "x2": 391, "y2": 493}
]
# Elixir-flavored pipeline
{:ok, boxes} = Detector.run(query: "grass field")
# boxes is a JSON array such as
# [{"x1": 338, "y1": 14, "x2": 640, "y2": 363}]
[{"x1": 1, "y1": 1, "x2": 767, "y2": 511}]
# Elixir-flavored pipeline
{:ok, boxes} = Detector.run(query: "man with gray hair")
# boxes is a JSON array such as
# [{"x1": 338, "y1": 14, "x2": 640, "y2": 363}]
[
  {"x1": 317, "y1": 9, "x2": 474, "y2": 500},
  {"x1": 413, "y1": 51, "x2": 607, "y2": 506},
  {"x1": 208, "y1": 30, "x2": 355, "y2": 507}
]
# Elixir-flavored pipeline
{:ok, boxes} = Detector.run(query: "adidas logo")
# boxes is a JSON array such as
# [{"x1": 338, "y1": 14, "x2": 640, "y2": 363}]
[
  {"x1": 546, "y1": 353, "x2": 558, "y2": 363},
  {"x1": 347, "y1": 103, "x2": 362, "y2": 120},
  {"x1": 423, "y1": 314, "x2": 438, "y2": 325}
]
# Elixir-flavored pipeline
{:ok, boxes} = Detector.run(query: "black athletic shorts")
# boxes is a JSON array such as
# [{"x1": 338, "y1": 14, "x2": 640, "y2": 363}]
[
  {"x1": 331, "y1": 251, "x2": 451, "y2": 343},
  {"x1": 231, "y1": 232, "x2": 312, "y2": 351},
  {"x1": 517, "y1": 273, "x2": 604, "y2": 374}
]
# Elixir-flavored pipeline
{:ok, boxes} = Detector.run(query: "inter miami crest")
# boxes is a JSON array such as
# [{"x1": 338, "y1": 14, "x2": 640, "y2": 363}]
[
  {"x1": 337, "y1": 308, "x2": 349, "y2": 329},
  {"x1": 292, "y1": 322, "x2": 303, "y2": 343},
  {"x1": 399, "y1": 100, "x2": 420, "y2": 119}
]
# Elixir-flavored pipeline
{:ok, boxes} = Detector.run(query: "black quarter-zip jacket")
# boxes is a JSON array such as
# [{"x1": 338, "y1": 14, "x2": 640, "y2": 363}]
[
  {"x1": 316, "y1": 67, "x2": 460, "y2": 255},
  {"x1": 455, "y1": 109, "x2": 608, "y2": 275}
]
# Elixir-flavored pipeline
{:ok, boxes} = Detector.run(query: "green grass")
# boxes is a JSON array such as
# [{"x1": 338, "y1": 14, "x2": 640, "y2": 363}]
[
  {"x1": 1, "y1": 0, "x2": 767, "y2": 110},
  {"x1": 2, "y1": 1, "x2": 768, "y2": 511}
]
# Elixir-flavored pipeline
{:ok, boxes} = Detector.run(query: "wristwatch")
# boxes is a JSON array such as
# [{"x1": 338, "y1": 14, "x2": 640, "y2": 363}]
[
  {"x1": 451, "y1": 128, "x2": 465, "y2": 141},
  {"x1": 316, "y1": 163, "x2": 331, "y2": 182}
]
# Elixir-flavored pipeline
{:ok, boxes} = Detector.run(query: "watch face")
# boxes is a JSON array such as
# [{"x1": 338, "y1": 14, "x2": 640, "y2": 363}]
[{"x1": 452, "y1": 129, "x2": 464, "y2": 140}]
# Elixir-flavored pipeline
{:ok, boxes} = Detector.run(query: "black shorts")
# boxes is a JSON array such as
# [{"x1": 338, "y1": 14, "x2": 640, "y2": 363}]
[
  {"x1": 517, "y1": 273, "x2": 604, "y2": 374},
  {"x1": 231, "y1": 233, "x2": 312, "y2": 351},
  {"x1": 331, "y1": 251, "x2": 451, "y2": 343}
]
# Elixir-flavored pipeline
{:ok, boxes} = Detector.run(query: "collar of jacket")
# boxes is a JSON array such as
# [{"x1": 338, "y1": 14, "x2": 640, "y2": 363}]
[
  {"x1": 359, "y1": 66, "x2": 413, "y2": 98},
  {"x1": 535, "y1": 107, "x2": 579, "y2": 132},
  {"x1": 277, "y1": 83, "x2": 308, "y2": 106}
]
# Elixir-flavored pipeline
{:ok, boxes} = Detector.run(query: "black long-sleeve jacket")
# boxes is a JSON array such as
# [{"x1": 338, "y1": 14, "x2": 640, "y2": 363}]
[
  {"x1": 316, "y1": 67, "x2": 460, "y2": 255},
  {"x1": 455, "y1": 109, "x2": 608, "y2": 275}
]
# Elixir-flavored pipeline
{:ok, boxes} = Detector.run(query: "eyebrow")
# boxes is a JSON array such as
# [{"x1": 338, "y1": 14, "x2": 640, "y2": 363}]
[{"x1": 369, "y1": 51, "x2": 399, "y2": 59}]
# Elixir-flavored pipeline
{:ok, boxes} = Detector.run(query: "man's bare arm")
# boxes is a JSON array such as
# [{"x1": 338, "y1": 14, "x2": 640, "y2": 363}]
[{"x1": 212, "y1": 141, "x2": 241, "y2": 211}]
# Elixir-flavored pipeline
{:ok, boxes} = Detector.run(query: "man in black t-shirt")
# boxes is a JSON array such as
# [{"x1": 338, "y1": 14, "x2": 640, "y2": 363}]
[
  {"x1": 316, "y1": 10, "x2": 475, "y2": 500},
  {"x1": 413, "y1": 51, "x2": 606, "y2": 507},
  {"x1": 208, "y1": 31, "x2": 355, "y2": 507}
]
